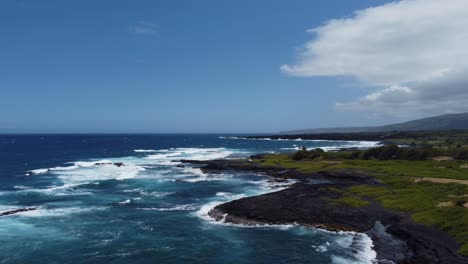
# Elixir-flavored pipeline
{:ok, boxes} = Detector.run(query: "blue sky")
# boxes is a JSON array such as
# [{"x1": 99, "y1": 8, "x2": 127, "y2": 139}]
[{"x1": 4, "y1": 0, "x2": 462, "y2": 133}]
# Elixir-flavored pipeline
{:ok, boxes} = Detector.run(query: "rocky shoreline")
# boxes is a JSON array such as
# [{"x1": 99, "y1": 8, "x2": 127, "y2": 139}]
[{"x1": 181, "y1": 157, "x2": 468, "y2": 264}]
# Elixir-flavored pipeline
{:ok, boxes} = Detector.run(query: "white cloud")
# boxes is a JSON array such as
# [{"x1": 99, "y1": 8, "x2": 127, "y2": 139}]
[
  {"x1": 282, "y1": 0, "x2": 468, "y2": 116},
  {"x1": 133, "y1": 21, "x2": 159, "y2": 36}
]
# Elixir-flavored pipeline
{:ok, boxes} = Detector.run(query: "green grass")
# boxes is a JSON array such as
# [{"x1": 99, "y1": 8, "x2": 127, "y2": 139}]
[
  {"x1": 254, "y1": 153, "x2": 468, "y2": 255},
  {"x1": 256, "y1": 155, "x2": 468, "y2": 180},
  {"x1": 350, "y1": 182, "x2": 468, "y2": 255},
  {"x1": 329, "y1": 195, "x2": 371, "y2": 207},
  {"x1": 257, "y1": 154, "x2": 333, "y2": 173},
  {"x1": 332, "y1": 160, "x2": 468, "y2": 180}
]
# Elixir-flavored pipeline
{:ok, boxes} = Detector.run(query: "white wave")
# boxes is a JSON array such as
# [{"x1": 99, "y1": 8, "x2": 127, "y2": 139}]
[
  {"x1": 48, "y1": 164, "x2": 79, "y2": 171},
  {"x1": 280, "y1": 147, "x2": 300, "y2": 150},
  {"x1": 247, "y1": 178, "x2": 298, "y2": 195},
  {"x1": 45, "y1": 182, "x2": 90, "y2": 191},
  {"x1": 315, "y1": 244, "x2": 328, "y2": 252},
  {"x1": 321, "y1": 141, "x2": 382, "y2": 152},
  {"x1": 331, "y1": 232, "x2": 377, "y2": 264},
  {"x1": 28, "y1": 168, "x2": 49, "y2": 175},
  {"x1": 134, "y1": 149, "x2": 157, "y2": 153},
  {"x1": 139, "y1": 204, "x2": 197, "y2": 211},
  {"x1": 118, "y1": 199, "x2": 131, "y2": 204},
  {"x1": 225, "y1": 136, "x2": 381, "y2": 147},
  {"x1": 0, "y1": 183, "x2": 93, "y2": 197},
  {"x1": 24, "y1": 147, "x2": 247, "y2": 197},
  {"x1": 145, "y1": 153, "x2": 170, "y2": 160},
  {"x1": 174, "y1": 148, "x2": 235, "y2": 160},
  {"x1": 216, "y1": 192, "x2": 234, "y2": 197},
  {"x1": 194, "y1": 201, "x2": 225, "y2": 222},
  {"x1": 139, "y1": 190, "x2": 173, "y2": 197},
  {"x1": 0, "y1": 205, "x2": 20, "y2": 213},
  {"x1": 3, "y1": 206, "x2": 108, "y2": 218},
  {"x1": 54, "y1": 163, "x2": 145, "y2": 184},
  {"x1": 179, "y1": 172, "x2": 233, "y2": 183},
  {"x1": 14, "y1": 185, "x2": 31, "y2": 190},
  {"x1": 28, "y1": 159, "x2": 116, "y2": 176},
  {"x1": 144, "y1": 147, "x2": 237, "y2": 167},
  {"x1": 73, "y1": 159, "x2": 112, "y2": 168},
  {"x1": 280, "y1": 141, "x2": 381, "y2": 152}
]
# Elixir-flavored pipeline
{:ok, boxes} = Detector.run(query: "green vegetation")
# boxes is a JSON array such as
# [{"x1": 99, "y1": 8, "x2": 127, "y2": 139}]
[
  {"x1": 253, "y1": 145, "x2": 468, "y2": 255},
  {"x1": 320, "y1": 187, "x2": 371, "y2": 207},
  {"x1": 289, "y1": 145, "x2": 468, "y2": 161},
  {"x1": 327, "y1": 191, "x2": 371, "y2": 207},
  {"x1": 349, "y1": 183, "x2": 468, "y2": 255},
  {"x1": 329, "y1": 195, "x2": 371, "y2": 207},
  {"x1": 258, "y1": 152, "x2": 468, "y2": 180}
]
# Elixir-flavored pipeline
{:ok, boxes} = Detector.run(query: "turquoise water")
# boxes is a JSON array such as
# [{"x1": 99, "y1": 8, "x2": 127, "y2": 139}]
[{"x1": 0, "y1": 135, "x2": 380, "y2": 263}]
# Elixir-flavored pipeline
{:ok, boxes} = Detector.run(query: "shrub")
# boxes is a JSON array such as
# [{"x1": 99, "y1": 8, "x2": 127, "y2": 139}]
[
  {"x1": 290, "y1": 148, "x2": 326, "y2": 161},
  {"x1": 377, "y1": 144, "x2": 400, "y2": 160},
  {"x1": 456, "y1": 149, "x2": 468, "y2": 160},
  {"x1": 291, "y1": 149, "x2": 308, "y2": 161}
]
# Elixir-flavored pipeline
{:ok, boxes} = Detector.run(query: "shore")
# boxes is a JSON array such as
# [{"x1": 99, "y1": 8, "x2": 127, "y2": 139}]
[{"x1": 181, "y1": 157, "x2": 468, "y2": 264}]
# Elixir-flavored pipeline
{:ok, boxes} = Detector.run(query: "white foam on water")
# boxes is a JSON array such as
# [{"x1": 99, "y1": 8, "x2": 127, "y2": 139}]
[
  {"x1": 247, "y1": 178, "x2": 298, "y2": 195},
  {"x1": 139, "y1": 204, "x2": 197, "y2": 211},
  {"x1": 145, "y1": 148, "x2": 236, "y2": 165},
  {"x1": 180, "y1": 172, "x2": 232, "y2": 183},
  {"x1": 331, "y1": 232, "x2": 377, "y2": 264},
  {"x1": 134, "y1": 149, "x2": 157, "y2": 153},
  {"x1": 316, "y1": 244, "x2": 328, "y2": 252},
  {"x1": 154, "y1": 148, "x2": 240, "y2": 169},
  {"x1": 215, "y1": 192, "x2": 234, "y2": 197},
  {"x1": 118, "y1": 199, "x2": 131, "y2": 205},
  {"x1": 56, "y1": 162, "x2": 145, "y2": 183},
  {"x1": 128, "y1": 189, "x2": 173, "y2": 197},
  {"x1": 321, "y1": 141, "x2": 382, "y2": 151},
  {"x1": 224, "y1": 137, "x2": 381, "y2": 150},
  {"x1": 0, "y1": 205, "x2": 20, "y2": 213},
  {"x1": 194, "y1": 201, "x2": 226, "y2": 222},
  {"x1": 45, "y1": 182, "x2": 91, "y2": 191},
  {"x1": 2, "y1": 206, "x2": 108, "y2": 218},
  {"x1": 23, "y1": 147, "x2": 248, "y2": 199},
  {"x1": 28, "y1": 168, "x2": 49, "y2": 175},
  {"x1": 0, "y1": 183, "x2": 94, "y2": 197},
  {"x1": 14, "y1": 185, "x2": 32, "y2": 190}
]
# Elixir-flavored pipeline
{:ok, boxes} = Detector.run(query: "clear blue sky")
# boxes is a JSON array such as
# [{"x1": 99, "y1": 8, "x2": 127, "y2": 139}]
[{"x1": 1, "y1": 0, "x2": 402, "y2": 133}]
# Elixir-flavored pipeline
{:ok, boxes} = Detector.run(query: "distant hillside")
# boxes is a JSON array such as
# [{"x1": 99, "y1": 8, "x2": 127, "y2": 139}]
[{"x1": 281, "y1": 113, "x2": 468, "y2": 134}]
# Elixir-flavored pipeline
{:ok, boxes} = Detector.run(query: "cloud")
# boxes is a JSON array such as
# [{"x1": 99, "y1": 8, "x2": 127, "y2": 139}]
[
  {"x1": 282, "y1": 0, "x2": 468, "y2": 116},
  {"x1": 132, "y1": 21, "x2": 159, "y2": 36}
]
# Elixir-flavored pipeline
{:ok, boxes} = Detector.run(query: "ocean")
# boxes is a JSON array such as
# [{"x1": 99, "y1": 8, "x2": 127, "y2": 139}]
[{"x1": 0, "y1": 134, "x2": 381, "y2": 264}]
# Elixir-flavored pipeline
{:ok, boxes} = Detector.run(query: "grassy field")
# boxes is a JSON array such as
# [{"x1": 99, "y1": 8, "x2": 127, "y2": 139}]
[
  {"x1": 257, "y1": 153, "x2": 468, "y2": 180},
  {"x1": 254, "y1": 152, "x2": 468, "y2": 255}
]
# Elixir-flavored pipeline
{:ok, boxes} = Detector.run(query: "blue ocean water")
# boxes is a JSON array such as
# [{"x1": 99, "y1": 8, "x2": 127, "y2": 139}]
[{"x1": 0, "y1": 134, "x2": 380, "y2": 264}]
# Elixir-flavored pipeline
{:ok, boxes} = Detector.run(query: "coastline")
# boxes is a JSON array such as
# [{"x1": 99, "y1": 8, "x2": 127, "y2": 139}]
[{"x1": 182, "y1": 157, "x2": 468, "y2": 264}]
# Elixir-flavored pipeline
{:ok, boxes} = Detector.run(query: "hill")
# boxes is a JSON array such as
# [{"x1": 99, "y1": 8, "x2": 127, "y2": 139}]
[{"x1": 281, "y1": 113, "x2": 468, "y2": 134}]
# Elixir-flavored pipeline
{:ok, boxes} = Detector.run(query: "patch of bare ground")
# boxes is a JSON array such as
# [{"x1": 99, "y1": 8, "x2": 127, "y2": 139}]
[
  {"x1": 433, "y1": 156, "x2": 454, "y2": 161},
  {"x1": 413, "y1": 177, "x2": 468, "y2": 185},
  {"x1": 437, "y1": 201, "x2": 455, "y2": 207}
]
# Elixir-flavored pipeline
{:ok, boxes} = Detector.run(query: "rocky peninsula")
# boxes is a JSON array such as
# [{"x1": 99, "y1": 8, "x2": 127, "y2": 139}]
[{"x1": 181, "y1": 156, "x2": 468, "y2": 264}]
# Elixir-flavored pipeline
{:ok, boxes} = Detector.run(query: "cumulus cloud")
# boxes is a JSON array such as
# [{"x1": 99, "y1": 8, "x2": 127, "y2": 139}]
[
  {"x1": 132, "y1": 21, "x2": 159, "y2": 36},
  {"x1": 282, "y1": 0, "x2": 468, "y2": 116}
]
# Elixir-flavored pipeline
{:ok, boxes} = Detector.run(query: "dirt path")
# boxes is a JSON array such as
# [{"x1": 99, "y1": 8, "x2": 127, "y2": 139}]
[{"x1": 414, "y1": 177, "x2": 468, "y2": 185}]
